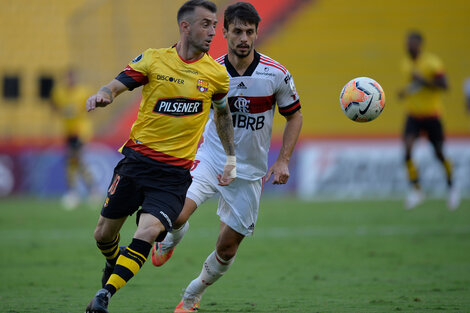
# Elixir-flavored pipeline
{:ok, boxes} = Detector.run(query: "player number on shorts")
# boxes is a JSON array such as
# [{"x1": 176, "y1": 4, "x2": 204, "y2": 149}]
[{"x1": 108, "y1": 174, "x2": 121, "y2": 195}]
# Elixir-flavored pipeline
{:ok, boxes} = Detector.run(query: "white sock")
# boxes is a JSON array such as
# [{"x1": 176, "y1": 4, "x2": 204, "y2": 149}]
[
  {"x1": 162, "y1": 222, "x2": 189, "y2": 250},
  {"x1": 184, "y1": 250, "x2": 235, "y2": 301}
]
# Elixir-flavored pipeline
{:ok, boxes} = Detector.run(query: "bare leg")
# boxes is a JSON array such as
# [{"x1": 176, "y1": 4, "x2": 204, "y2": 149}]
[
  {"x1": 216, "y1": 221, "x2": 244, "y2": 260},
  {"x1": 94, "y1": 215, "x2": 127, "y2": 243}
]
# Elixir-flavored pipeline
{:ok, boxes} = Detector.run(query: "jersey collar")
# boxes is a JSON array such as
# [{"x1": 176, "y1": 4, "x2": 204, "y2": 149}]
[
  {"x1": 224, "y1": 50, "x2": 260, "y2": 77},
  {"x1": 172, "y1": 44, "x2": 206, "y2": 64}
]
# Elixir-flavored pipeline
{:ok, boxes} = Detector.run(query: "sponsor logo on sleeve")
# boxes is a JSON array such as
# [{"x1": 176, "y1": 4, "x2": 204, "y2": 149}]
[
  {"x1": 289, "y1": 78, "x2": 297, "y2": 94},
  {"x1": 285, "y1": 74, "x2": 297, "y2": 94},
  {"x1": 284, "y1": 74, "x2": 291, "y2": 84},
  {"x1": 131, "y1": 53, "x2": 143, "y2": 63}
]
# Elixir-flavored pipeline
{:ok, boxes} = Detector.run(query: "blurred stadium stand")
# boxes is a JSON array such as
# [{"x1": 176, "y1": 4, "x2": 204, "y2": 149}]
[
  {"x1": 0, "y1": 0, "x2": 209, "y2": 145},
  {"x1": 0, "y1": 0, "x2": 469, "y2": 198},
  {"x1": 261, "y1": 0, "x2": 470, "y2": 137}
]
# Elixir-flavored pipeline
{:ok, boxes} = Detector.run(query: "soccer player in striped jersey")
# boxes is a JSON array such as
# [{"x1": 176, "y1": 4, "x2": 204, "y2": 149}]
[
  {"x1": 84, "y1": 1, "x2": 236, "y2": 312},
  {"x1": 398, "y1": 31, "x2": 460, "y2": 210},
  {"x1": 150, "y1": 2, "x2": 303, "y2": 312}
]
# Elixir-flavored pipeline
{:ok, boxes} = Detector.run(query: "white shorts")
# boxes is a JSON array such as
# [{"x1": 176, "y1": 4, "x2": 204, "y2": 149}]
[{"x1": 186, "y1": 157, "x2": 263, "y2": 236}]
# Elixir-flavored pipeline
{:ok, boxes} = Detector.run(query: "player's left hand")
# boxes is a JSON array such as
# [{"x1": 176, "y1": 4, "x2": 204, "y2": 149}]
[
  {"x1": 217, "y1": 164, "x2": 236, "y2": 186},
  {"x1": 266, "y1": 161, "x2": 290, "y2": 185}
]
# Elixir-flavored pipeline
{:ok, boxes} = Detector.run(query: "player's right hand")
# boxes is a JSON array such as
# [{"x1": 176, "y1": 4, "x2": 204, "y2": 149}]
[
  {"x1": 86, "y1": 94, "x2": 111, "y2": 112},
  {"x1": 217, "y1": 164, "x2": 236, "y2": 186}
]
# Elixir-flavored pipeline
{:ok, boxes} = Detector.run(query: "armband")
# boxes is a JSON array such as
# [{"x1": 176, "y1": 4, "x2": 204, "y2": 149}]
[{"x1": 213, "y1": 96, "x2": 227, "y2": 109}]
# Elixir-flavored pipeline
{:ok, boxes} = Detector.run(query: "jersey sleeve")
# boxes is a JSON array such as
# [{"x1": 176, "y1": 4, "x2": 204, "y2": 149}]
[
  {"x1": 211, "y1": 66, "x2": 230, "y2": 101},
  {"x1": 276, "y1": 71, "x2": 301, "y2": 116},
  {"x1": 115, "y1": 49, "x2": 151, "y2": 91}
]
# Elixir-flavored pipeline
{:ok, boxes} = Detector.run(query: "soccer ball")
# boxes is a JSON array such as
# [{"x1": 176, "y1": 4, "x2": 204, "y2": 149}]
[{"x1": 339, "y1": 77, "x2": 386, "y2": 122}]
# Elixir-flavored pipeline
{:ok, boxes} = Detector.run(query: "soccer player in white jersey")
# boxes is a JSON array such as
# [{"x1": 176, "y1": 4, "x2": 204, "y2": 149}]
[{"x1": 151, "y1": 2, "x2": 303, "y2": 312}]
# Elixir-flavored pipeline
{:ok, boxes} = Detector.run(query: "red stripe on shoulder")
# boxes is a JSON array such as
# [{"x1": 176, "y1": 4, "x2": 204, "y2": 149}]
[
  {"x1": 259, "y1": 60, "x2": 287, "y2": 74},
  {"x1": 259, "y1": 56, "x2": 287, "y2": 70},
  {"x1": 259, "y1": 55, "x2": 288, "y2": 73},
  {"x1": 259, "y1": 54, "x2": 284, "y2": 66},
  {"x1": 123, "y1": 65, "x2": 148, "y2": 84},
  {"x1": 215, "y1": 55, "x2": 226, "y2": 65}
]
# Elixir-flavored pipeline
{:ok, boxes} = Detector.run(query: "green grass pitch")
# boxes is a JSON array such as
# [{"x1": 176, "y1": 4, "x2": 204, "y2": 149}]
[{"x1": 0, "y1": 196, "x2": 469, "y2": 312}]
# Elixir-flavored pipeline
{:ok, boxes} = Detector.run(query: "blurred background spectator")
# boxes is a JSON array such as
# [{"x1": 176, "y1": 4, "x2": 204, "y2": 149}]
[{"x1": 50, "y1": 68, "x2": 96, "y2": 209}]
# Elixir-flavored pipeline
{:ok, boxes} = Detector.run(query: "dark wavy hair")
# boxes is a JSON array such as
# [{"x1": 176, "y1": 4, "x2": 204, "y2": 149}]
[{"x1": 224, "y1": 2, "x2": 261, "y2": 30}]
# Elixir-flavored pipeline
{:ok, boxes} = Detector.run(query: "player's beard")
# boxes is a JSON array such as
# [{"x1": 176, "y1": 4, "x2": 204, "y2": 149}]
[{"x1": 232, "y1": 43, "x2": 253, "y2": 59}]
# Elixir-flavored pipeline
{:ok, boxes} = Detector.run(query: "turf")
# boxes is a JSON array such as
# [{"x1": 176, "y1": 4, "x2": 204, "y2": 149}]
[{"x1": 0, "y1": 196, "x2": 469, "y2": 312}]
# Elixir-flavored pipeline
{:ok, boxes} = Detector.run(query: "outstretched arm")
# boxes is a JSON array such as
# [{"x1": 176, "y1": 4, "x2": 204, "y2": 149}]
[
  {"x1": 413, "y1": 72, "x2": 448, "y2": 90},
  {"x1": 266, "y1": 110, "x2": 303, "y2": 184},
  {"x1": 213, "y1": 96, "x2": 236, "y2": 186},
  {"x1": 399, "y1": 72, "x2": 448, "y2": 100},
  {"x1": 86, "y1": 79, "x2": 128, "y2": 112}
]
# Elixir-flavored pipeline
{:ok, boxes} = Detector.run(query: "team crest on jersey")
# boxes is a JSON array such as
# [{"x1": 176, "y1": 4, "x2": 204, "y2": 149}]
[
  {"x1": 197, "y1": 79, "x2": 209, "y2": 93},
  {"x1": 233, "y1": 97, "x2": 250, "y2": 113}
]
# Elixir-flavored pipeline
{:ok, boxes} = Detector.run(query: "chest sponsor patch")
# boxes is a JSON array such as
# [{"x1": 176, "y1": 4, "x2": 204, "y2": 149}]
[{"x1": 154, "y1": 98, "x2": 203, "y2": 117}]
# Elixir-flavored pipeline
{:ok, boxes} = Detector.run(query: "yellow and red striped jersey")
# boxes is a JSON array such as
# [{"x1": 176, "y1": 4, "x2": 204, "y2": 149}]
[
  {"x1": 402, "y1": 52, "x2": 446, "y2": 118},
  {"x1": 115, "y1": 47, "x2": 229, "y2": 169}
]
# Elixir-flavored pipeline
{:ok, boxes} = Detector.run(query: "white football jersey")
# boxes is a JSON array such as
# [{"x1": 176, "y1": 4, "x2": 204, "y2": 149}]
[{"x1": 195, "y1": 51, "x2": 301, "y2": 180}]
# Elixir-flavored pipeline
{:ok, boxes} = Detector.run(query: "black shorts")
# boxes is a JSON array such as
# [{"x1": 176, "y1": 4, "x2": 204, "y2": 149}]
[
  {"x1": 101, "y1": 154, "x2": 192, "y2": 232},
  {"x1": 403, "y1": 115, "x2": 444, "y2": 145}
]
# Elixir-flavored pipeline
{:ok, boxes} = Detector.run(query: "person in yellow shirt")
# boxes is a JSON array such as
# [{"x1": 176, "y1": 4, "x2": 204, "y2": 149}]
[
  {"x1": 51, "y1": 68, "x2": 94, "y2": 209},
  {"x1": 84, "y1": 1, "x2": 236, "y2": 312},
  {"x1": 398, "y1": 31, "x2": 460, "y2": 210}
]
